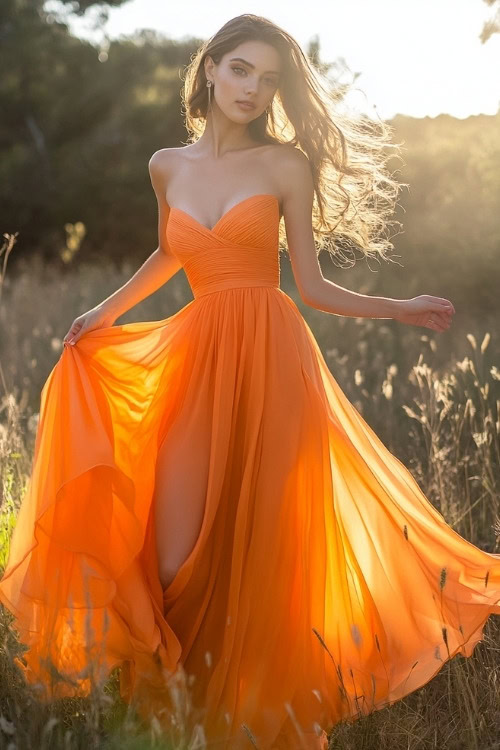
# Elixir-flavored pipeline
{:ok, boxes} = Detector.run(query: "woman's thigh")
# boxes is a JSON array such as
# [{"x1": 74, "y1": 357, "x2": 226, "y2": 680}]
[{"x1": 153, "y1": 391, "x2": 212, "y2": 588}]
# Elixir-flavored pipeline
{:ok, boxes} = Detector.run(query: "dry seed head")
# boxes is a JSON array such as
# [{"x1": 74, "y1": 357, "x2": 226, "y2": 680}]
[
  {"x1": 480, "y1": 332, "x2": 490, "y2": 353},
  {"x1": 382, "y1": 380, "x2": 393, "y2": 400},
  {"x1": 466, "y1": 333, "x2": 477, "y2": 350}
]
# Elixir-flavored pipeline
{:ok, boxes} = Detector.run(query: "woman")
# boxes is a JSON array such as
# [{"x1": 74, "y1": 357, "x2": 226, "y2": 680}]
[{"x1": 1, "y1": 13, "x2": 499, "y2": 750}]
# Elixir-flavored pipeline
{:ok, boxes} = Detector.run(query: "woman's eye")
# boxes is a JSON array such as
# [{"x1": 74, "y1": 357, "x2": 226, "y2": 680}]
[{"x1": 232, "y1": 67, "x2": 277, "y2": 87}]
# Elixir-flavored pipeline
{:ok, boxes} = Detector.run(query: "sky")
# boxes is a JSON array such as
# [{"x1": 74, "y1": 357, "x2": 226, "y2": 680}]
[{"x1": 48, "y1": 0, "x2": 500, "y2": 120}]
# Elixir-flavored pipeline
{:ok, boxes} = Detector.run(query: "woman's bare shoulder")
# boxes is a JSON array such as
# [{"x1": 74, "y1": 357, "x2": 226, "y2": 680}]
[
  {"x1": 270, "y1": 142, "x2": 307, "y2": 163},
  {"x1": 266, "y1": 143, "x2": 309, "y2": 172},
  {"x1": 149, "y1": 147, "x2": 198, "y2": 193},
  {"x1": 266, "y1": 144, "x2": 312, "y2": 196},
  {"x1": 149, "y1": 145, "x2": 189, "y2": 171}
]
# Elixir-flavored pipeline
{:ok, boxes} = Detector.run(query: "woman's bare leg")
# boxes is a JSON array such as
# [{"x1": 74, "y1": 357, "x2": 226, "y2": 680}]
[{"x1": 153, "y1": 396, "x2": 212, "y2": 593}]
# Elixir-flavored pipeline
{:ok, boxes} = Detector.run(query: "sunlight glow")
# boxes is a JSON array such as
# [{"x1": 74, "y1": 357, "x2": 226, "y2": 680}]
[{"x1": 46, "y1": 0, "x2": 500, "y2": 120}]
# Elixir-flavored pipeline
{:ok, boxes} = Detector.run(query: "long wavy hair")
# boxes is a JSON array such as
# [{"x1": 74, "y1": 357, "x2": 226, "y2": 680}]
[{"x1": 181, "y1": 14, "x2": 407, "y2": 266}]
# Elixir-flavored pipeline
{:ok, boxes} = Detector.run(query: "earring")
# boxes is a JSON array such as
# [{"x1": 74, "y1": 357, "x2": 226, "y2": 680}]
[{"x1": 206, "y1": 79, "x2": 212, "y2": 110}]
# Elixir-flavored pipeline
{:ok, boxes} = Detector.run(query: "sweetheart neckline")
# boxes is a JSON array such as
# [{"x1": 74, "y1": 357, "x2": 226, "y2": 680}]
[{"x1": 169, "y1": 193, "x2": 280, "y2": 233}]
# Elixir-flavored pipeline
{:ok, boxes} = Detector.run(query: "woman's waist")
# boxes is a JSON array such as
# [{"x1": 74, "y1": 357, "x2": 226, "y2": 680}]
[{"x1": 191, "y1": 278, "x2": 281, "y2": 299}]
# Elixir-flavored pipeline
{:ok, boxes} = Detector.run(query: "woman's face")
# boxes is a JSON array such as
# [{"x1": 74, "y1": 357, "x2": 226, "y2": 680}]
[{"x1": 205, "y1": 40, "x2": 282, "y2": 123}]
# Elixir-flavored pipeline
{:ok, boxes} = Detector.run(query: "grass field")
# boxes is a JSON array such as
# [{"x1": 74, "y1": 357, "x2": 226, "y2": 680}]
[{"x1": 1, "y1": 238, "x2": 499, "y2": 749}]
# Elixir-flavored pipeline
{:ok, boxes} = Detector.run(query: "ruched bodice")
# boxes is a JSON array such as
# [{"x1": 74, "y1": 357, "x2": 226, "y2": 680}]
[{"x1": 166, "y1": 193, "x2": 281, "y2": 298}]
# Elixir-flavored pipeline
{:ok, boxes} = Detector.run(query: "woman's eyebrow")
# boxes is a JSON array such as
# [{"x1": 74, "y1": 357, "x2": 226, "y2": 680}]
[{"x1": 229, "y1": 57, "x2": 281, "y2": 75}]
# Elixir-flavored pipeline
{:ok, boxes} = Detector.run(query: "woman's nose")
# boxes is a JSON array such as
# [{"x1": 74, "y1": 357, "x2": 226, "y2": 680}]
[{"x1": 244, "y1": 79, "x2": 258, "y2": 95}]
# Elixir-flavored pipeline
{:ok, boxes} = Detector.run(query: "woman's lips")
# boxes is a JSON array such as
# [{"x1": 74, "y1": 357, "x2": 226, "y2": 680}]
[{"x1": 236, "y1": 101, "x2": 256, "y2": 110}]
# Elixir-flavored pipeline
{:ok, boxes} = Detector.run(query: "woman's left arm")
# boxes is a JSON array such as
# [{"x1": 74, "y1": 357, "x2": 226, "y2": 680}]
[{"x1": 278, "y1": 148, "x2": 455, "y2": 333}]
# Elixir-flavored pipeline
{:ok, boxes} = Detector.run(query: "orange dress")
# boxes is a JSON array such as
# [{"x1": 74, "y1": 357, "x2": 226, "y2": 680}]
[{"x1": 1, "y1": 193, "x2": 500, "y2": 749}]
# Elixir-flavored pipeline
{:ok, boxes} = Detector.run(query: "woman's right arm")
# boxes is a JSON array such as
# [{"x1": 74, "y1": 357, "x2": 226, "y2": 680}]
[{"x1": 63, "y1": 150, "x2": 182, "y2": 345}]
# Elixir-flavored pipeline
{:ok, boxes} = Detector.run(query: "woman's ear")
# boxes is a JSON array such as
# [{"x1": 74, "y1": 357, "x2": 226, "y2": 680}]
[{"x1": 204, "y1": 55, "x2": 213, "y2": 81}]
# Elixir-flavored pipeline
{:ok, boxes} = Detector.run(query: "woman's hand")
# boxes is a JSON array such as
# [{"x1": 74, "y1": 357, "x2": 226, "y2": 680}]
[
  {"x1": 63, "y1": 304, "x2": 118, "y2": 346},
  {"x1": 394, "y1": 295, "x2": 455, "y2": 332}
]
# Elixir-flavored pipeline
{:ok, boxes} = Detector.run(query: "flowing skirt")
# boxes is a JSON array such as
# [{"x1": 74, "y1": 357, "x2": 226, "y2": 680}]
[{"x1": 1, "y1": 286, "x2": 499, "y2": 749}]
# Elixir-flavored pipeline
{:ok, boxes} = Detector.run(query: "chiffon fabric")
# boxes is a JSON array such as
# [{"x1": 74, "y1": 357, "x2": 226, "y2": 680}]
[{"x1": 1, "y1": 193, "x2": 500, "y2": 749}]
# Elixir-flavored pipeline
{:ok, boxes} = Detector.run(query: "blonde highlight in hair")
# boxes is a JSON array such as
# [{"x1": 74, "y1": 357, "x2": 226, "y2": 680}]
[{"x1": 181, "y1": 14, "x2": 406, "y2": 265}]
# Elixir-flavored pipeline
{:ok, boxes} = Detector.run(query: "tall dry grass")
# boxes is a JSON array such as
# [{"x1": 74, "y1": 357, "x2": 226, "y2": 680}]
[{"x1": 0, "y1": 235, "x2": 499, "y2": 748}]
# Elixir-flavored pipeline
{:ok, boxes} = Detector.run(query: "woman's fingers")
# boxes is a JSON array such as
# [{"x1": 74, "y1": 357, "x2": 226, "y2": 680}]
[
  {"x1": 418, "y1": 304, "x2": 453, "y2": 331},
  {"x1": 63, "y1": 321, "x2": 83, "y2": 346},
  {"x1": 399, "y1": 295, "x2": 455, "y2": 331},
  {"x1": 426, "y1": 311, "x2": 451, "y2": 332},
  {"x1": 434, "y1": 310, "x2": 452, "y2": 325},
  {"x1": 426, "y1": 298, "x2": 455, "y2": 332},
  {"x1": 430, "y1": 298, "x2": 455, "y2": 314}
]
